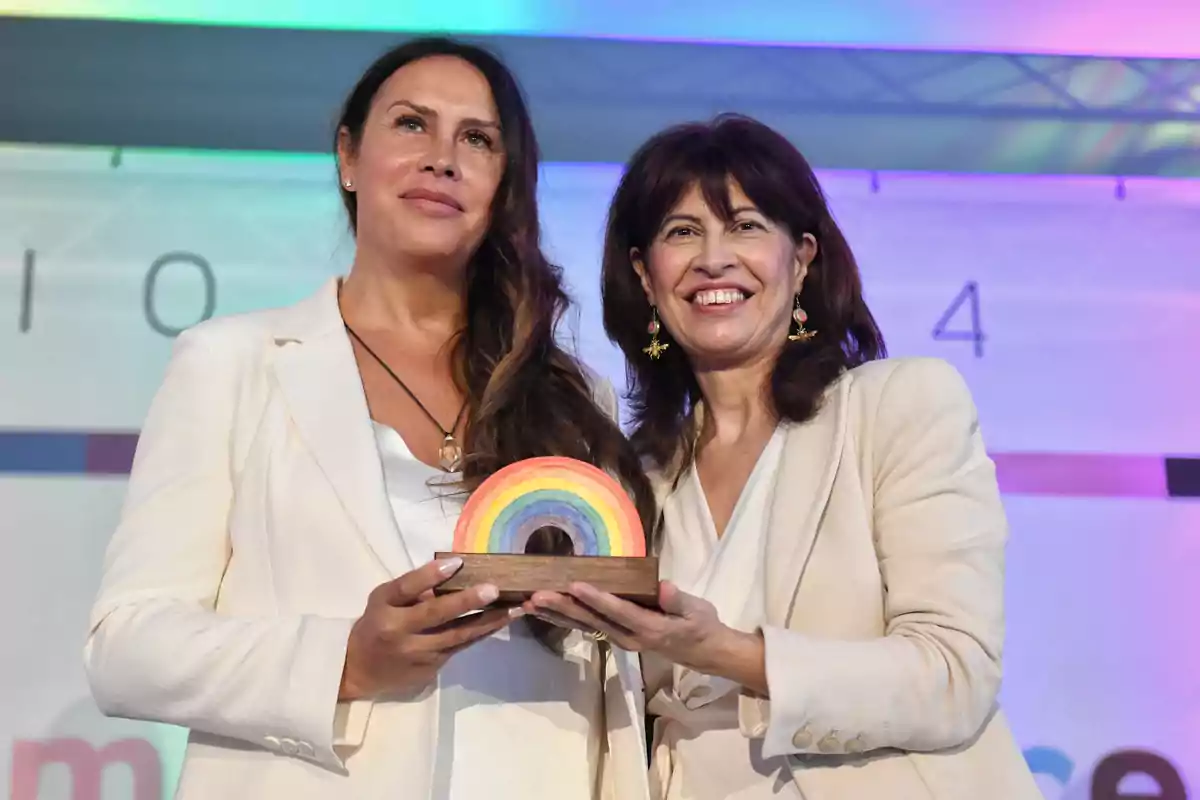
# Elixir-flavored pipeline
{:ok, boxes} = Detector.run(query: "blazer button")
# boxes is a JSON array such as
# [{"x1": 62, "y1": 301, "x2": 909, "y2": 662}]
[
  {"x1": 264, "y1": 735, "x2": 280, "y2": 749},
  {"x1": 817, "y1": 731, "x2": 841, "y2": 753},
  {"x1": 791, "y1": 726, "x2": 814, "y2": 749},
  {"x1": 297, "y1": 741, "x2": 316, "y2": 759},
  {"x1": 845, "y1": 735, "x2": 865, "y2": 754},
  {"x1": 281, "y1": 739, "x2": 299, "y2": 756}
]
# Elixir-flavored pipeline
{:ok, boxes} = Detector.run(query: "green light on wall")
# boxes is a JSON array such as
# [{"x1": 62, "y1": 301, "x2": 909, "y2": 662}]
[{"x1": 1, "y1": 0, "x2": 543, "y2": 33}]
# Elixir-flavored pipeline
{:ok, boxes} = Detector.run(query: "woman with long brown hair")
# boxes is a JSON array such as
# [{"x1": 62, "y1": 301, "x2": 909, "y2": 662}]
[
  {"x1": 84, "y1": 38, "x2": 654, "y2": 800},
  {"x1": 528, "y1": 115, "x2": 1041, "y2": 800}
]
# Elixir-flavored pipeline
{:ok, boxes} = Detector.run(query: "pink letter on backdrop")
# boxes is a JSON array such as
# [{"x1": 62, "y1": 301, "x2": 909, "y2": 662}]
[{"x1": 10, "y1": 737, "x2": 161, "y2": 800}]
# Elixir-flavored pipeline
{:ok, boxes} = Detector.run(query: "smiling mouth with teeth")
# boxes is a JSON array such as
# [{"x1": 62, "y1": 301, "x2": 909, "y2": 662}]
[{"x1": 692, "y1": 289, "x2": 749, "y2": 306}]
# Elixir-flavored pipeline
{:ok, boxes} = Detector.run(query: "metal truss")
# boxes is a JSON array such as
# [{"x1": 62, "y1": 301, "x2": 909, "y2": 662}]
[
  {"x1": 2, "y1": 17, "x2": 1198, "y2": 176},
  {"x1": 507, "y1": 36, "x2": 1200, "y2": 122},
  {"x1": 511, "y1": 40, "x2": 1200, "y2": 175},
  {"x1": 710, "y1": 48, "x2": 1200, "y2": 123}
]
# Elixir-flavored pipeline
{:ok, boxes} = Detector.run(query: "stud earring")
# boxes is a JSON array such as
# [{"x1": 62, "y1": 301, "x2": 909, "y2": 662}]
[
  {"x1": 643, "y1": 307, "x2": 670, "y2": 360},
  {"x1": 343, "y1": 179, "x2": 353, "y2": 190},
  {"x1": 788, "y1": 295, "x2": 816, "y2": 342}
]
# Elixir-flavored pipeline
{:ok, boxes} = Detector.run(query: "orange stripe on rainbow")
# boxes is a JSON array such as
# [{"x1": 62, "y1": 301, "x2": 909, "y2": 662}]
[{"x1": 453, "y1": 456, "x2": 645, "y2": 558}]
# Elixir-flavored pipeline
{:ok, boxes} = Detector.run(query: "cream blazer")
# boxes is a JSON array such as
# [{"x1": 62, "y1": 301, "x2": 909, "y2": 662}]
[
  {"x1": 653, "y1": 357, "x2": 1043, "y2": 800},
  {"x1": 83, "y1": 279, "x2": 650, "y2": 800}
]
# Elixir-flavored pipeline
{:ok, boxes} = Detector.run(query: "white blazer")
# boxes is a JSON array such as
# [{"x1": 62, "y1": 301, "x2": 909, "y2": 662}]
[
  {"x1": 83, "y1": 279, "x2": 650, "y2": 800},
  {"x1": 653, "y1": 357, "x2": 1043, "y2": 800}
]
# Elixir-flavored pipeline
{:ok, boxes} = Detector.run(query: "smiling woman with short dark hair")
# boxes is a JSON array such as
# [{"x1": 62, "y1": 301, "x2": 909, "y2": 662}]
[{"x1": 529, "y1": 114, "x2": 1042, "y2": 800}]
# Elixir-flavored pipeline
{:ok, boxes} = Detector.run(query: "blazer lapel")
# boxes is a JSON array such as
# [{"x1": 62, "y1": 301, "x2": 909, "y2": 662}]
[
  {"x1": 763, "y1": 375, "x2": 851, "y2": 623},
  {"x1": 269, "y1": 280, "x2": 414, "y2": 577}
]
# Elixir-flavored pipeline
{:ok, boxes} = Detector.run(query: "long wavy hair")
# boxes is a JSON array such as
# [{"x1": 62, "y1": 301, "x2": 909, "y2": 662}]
[
  {"x1": 336, "y1": 38, "x2": 656, "y2": 649},
  {"x1": 602, "y1": 114, "x2": 886, "y2": 476}
]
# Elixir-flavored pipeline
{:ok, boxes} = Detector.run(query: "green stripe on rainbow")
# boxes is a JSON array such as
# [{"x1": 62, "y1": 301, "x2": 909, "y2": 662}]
[{"x1": 453, "y1": 456, "x2": 645, "y2": 558}]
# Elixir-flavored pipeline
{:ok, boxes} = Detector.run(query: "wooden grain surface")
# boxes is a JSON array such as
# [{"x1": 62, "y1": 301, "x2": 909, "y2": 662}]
[{"x1": 433, "y1": 553, "x2": 660, "y2": 607}]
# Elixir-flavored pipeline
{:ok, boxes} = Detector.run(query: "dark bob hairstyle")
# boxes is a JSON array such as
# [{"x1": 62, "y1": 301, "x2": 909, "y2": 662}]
[
  {"x1": 336, "y1": 39, "x2": 656, "y2": 647},
  {"x1": 601, "y1": 113, "x2": 886, "y2": 473}
]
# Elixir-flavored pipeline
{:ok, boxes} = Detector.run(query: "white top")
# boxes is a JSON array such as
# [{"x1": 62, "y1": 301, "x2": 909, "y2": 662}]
[
  {"x1": 373, "y1": 422, "x2": 604, "y2": 800},
  {"x1": 646, "y1": 426, "x2": 801, "y2": 800}
]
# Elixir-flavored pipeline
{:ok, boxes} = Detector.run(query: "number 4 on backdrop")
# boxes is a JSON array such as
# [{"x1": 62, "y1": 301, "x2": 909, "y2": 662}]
[{"x1": 933, "y1": 280, "x2": 985, "y2": 358}]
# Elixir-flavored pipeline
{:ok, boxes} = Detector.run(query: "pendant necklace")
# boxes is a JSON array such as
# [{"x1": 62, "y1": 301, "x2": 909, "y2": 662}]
[{"x1": 343, "y1": 323, "x2": 467, "y2": 473}]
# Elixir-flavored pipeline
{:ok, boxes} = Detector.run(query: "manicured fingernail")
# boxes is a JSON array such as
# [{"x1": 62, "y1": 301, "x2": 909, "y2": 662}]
[
  {"x1": 438, "y1": 557, "x2": 463, "y2": 575},
  {"x1": 478, "y1": 584, "x2": 499, "y2": 603},
  {"x1": 509, "y1": 607, "x2": 527, "y2": 619}
]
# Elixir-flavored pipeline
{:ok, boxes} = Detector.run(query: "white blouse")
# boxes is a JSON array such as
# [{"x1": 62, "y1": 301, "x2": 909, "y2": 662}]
[
  {"x1": 646, "y1": 426, "x2": 802, "y2": 800},
  {"x1": 373, "y1": 422, "x2": 604, "y2": 800}
]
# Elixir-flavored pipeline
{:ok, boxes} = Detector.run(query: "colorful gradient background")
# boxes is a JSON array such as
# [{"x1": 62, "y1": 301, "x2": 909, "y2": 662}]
[
  {"x1": 5, "y1": 0, "x2": 1200, "y2": 58},
  {"x1": 1, "y1": 2, "x2": 1198, "y2": 798},
  {"x1": 2, "y1": 145, "x2": 1198, "y2": 799}
]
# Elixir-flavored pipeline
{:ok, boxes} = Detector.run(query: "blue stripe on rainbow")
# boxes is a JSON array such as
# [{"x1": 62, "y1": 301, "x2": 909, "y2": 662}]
[
  {"x1": 453, "y1": 456, "x2": 646, "y2": 558},
  {"x1": 489, "y1": 489, "x2": 608, "y2": 555}
]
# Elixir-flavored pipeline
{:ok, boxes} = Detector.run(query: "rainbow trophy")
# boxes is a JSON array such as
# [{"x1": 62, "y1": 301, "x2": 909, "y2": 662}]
[{"x1": 435, "y1": 456, "x2": 659, "y2": 606}]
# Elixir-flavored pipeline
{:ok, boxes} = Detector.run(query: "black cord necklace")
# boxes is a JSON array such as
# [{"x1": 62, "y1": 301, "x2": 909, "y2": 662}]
[{"x1": 343, "y1": 322, "x2": 467, "y2": 473}]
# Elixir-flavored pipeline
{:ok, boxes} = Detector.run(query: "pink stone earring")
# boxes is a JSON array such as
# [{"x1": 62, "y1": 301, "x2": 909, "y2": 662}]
[
  {"x1": 788, "y1": 295, "x2": 816, "y2": 342},
  {"x1": 643, "y1": 307, "x2": 669, "y2": 359}
]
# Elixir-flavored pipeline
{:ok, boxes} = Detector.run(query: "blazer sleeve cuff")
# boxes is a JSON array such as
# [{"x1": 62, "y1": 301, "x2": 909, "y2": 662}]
[
  {"x1": 267, "y1": 616, "x2": 371, "y2": 772},
  {"x1": 753, "y1": 624, "x2": 872, "y2": 760}
]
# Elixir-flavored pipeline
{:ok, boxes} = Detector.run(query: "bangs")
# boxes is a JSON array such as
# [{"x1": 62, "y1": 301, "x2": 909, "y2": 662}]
[{"x1": 625, "y1": 121, "x2": 812, "y2": 248}]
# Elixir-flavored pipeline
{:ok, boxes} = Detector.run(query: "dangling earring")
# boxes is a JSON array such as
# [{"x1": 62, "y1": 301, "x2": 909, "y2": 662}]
[
  {"x1": 788, "y1": 295, "x2": 816, "y2": 342},
  {"x1": 643, "y1": 307, "x2": 670, "y2": 360}
]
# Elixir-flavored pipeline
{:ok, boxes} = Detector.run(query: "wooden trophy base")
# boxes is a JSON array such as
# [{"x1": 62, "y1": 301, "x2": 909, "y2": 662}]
[{"x1": 433, "y1": 553, "x2": 660, "y2": 607}]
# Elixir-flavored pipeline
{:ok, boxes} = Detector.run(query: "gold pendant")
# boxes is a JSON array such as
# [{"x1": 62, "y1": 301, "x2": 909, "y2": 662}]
[{"x1": 438, "y1": 434, "x2": 463, "y2": 473}]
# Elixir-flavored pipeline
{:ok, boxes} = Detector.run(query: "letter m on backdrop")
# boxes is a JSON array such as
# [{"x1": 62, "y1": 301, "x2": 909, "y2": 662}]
[{"x1": 10, "y1": 738, "x2": 161, "y2": 800}]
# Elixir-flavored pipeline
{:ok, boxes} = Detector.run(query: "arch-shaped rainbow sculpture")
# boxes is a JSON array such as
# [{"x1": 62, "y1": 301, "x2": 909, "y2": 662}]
[{"x1": 453, "y1": 456, "x2": 645, "y2": 558}]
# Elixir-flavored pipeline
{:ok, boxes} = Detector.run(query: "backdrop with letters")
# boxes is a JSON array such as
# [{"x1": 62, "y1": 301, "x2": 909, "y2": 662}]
[{"x1": 1, "y1": 144, "x2": 1198, "y2": 799}]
